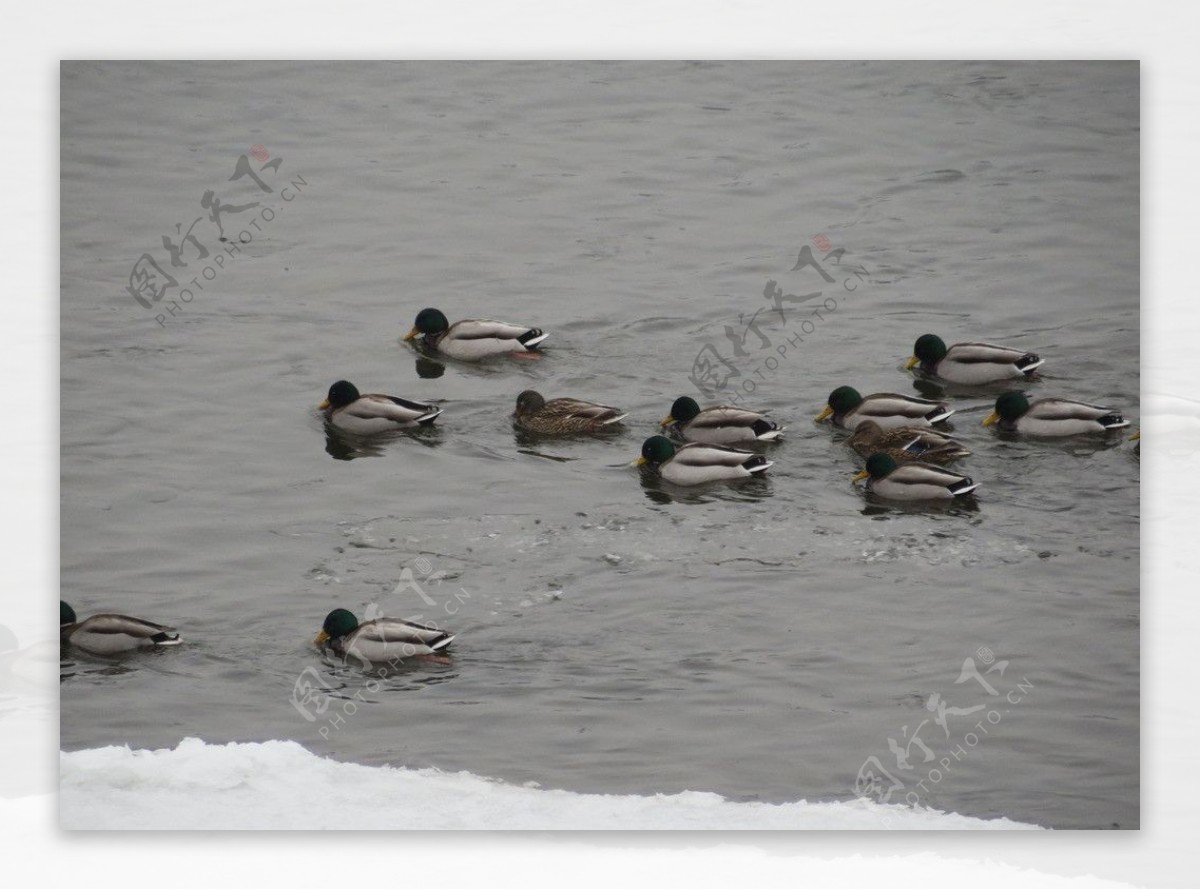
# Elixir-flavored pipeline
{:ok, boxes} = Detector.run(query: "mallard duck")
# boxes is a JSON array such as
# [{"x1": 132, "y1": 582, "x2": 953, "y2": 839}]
[
  {"x1": 852, "y1": 453, "x2": 979, "y2": 501},
  {"x1": 816, "y1": 386, "x2": 953, "y2": 430},
  {"x1": 905, "y1": 334, "x2": 1043, "y2": 384},
  {"x1": 847, "y1": 420, "x2": 970, "y2": 464},
  {"x1": 513, "y1": 390, "x2": 626, "y2": 434},
  {"x1": 634, "y1": 435, "x2": 771, "y2": 485},
  {"x1": 60, "y1": 601, "x2": 181, "y2": 655},
  {"x1": 982, "y1": 391, "x2": 1130, "y2": 436},
  {"x1": 315, "y1": 608, "x2": 454, "y2": 663},
  {"x1": 660, "y1": 396, "x2": 783, "y2": 446},
  {"x1": 319, "y1": 380, "x2": 440, "y2": 434},
  {"x1": 402, "y1": 308, "x2": 547, "y2": 360}
]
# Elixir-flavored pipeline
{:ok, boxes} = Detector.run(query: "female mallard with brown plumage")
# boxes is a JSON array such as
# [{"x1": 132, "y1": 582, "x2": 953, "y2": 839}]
[
  {"x1": 513, "y1": 390, "x2": 626, "y2": 434},
  {"x1": 847, "y1": 420, "x2": 970, "y2": 465}
]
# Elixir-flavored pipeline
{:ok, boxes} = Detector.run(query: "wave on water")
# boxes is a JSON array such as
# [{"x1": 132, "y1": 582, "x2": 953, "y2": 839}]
[{"x1": 60, "y1": 738, "x2": 1042, "y2": 830}]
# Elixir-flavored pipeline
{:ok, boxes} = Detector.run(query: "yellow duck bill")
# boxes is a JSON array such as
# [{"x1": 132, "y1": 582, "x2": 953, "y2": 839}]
[
  {"x1": 815, "y1": 405, "x2": 834, "y2": 421},
  {"x1": 632, "y1": 455, "x2": 648, "y2": 467},
  {"x1": 659, "y1": 415, "x2": 675, "y2": 426},
  {"x1": 981, "y1": 411, "x2": 1000, "y2": 426},
  {"x1": 402, "y1": 325, "x2": 420, "y2": 342},
  {"x1": 317, "y1": 398, "x2": 331, "y2": 409},
  {"x1": 313, "y1": 629, "x2": 329, "y2": 645},
  {"x1": 851, "y1": 468, "x2": 870, "y2": 483},
  {"x1": 904, "y1": 355, "x2": 919, "y2": 369}
]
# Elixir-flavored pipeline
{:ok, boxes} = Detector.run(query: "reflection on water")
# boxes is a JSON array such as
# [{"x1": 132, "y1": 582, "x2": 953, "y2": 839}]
[
  {"x1": 60, "y1": 653, "x2": 140, "y2": 680},
  {"x1": 513, "y1": 425, "x2": 628, "y2": 450},
  {"x1": 638, "y1": 470, "x2": 775, "y2": 505},
  {"x1": 858, "y1": 496, "x2": 983, "y2": 517},
  {"x1": 323, "y1": 421, "x2": 444, "y2": 460},
  {"x1": 908, "y1": 375, "x2": 1038, "y2": 402},
  {"x1": 316, "y1": 650, "x2": 460, "y2": 693},
  {"x1": 414, "y1": 355, "x2": 446, "y2": 379}
]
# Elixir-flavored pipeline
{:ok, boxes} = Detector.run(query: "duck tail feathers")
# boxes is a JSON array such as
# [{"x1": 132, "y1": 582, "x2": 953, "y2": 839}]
[
  {"x1": 752, "y1": 418, "x2": 785, "y2": 440},
  {"x1": 948, "y1": 478, "x2": 979, "y2": 497},
  {"x1": 1016, "y1": 354, "x2": 1044, "y2": 374},
  {"x1": 742, "y1": 455, "x2": 773, "y2": 475},
  {"x1": 520, "y1": 329, "x2": 548, "y2": 349}
]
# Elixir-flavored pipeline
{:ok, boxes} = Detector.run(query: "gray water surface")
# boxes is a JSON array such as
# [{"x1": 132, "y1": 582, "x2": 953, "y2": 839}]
[{"x1": 60, "y1": 61, "x2": 1139, "y2": 829}]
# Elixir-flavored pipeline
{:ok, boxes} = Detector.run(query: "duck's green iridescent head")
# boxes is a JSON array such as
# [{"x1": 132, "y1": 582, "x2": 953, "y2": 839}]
[
  {"x1": 637, "y1": 435, "x2": 677, "y2": 466},
  {"x1": 852, "y1": 452, "x2": 898, "y2": 482},
  {"x1": 909, "y1": 334, "x2": 947, "y2": 367},
  {"x1": 316, "y1": 608, "x2": 359, "y2": 644},
  {"x1": 403, "y1": 307, "x2": 449, "y2": 341},
  {"x1": 983, "y1": 391, "x2": 1030, "y2": 426},
  {"x1": 320, "y1": 380, "x2": 360, "y2": 411},
  {"x1": 60, "y1": 601, "x2": 76, "y2": 626},
  {"x1": 663, "y1": 396, "x2": 701, "y2": 426},
  {"x1": 817, "y1": 385, "x2": 863, "y2": 421},
  {"x1": 515, "y1": 390, "x2": 546, "y2": 414}
]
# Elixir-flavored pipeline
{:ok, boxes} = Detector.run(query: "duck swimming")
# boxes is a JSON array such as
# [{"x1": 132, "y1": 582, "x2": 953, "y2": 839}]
[
  {"x1": 905, "y1": 334, "x2": 1043, "y2": 384},
  {"x1": 319, "y1": 380, "x2": 441, "y2": 434},
  {"x1": 60, "y1": 601, "x2": 181, "y2": 655},
  {"x1": 982, "y1": 391, "x2": 1130, "y2": 436},
  {"x1": 816, "y1": 386, "x2": 953, "y2": 430},
  {"x1": 513, "y1": 390, "x2": 627, "y2": 434},
  {"x1": 660, "y1": 396, "x2": 783, "y2": 446},
  {"x1": 315, "y1": 608, "x2": 455, "y2": 664},
  {"x1": 402, "y1": 308, "x2": 547, "y2": 360},
  {"x1": 635, "y1": 435, "x2": 771, "y2": 486},
  {"x1": 851, "y1": 453, "x2": 979, "y2": 501}
]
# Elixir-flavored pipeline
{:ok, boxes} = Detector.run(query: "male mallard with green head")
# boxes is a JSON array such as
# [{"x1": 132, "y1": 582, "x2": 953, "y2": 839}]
[
  {"x1": 60, "y1": 601, "x2": 181, "y2": 655},
  {"x1": 816, "y1": 385, "x2": 953, "y2": 430},
  {"x1": 402, "y1": 308, "x2": 547, "y2": 360},
  {"x1": 982, "y1": 391, "x2": 1130, "y2": 436},
  {"x1": 851, "y1": 453, "x2": 979, "y2": 501},
  {"x1": 634, "y1": 435, "x2": 771, "y2": 486},
  {"x1": 660, "y1": 396, "x2": 783, "y2": 446},
  {"x1": 315, "y1": 608, "x2": 455, "y2": 663},
  {"x1": 905, "y1": 334, "x2": 1043, "y2": 384},
  {"x1": 320, "y1": 380, "x2": 441, "y2": 434}
]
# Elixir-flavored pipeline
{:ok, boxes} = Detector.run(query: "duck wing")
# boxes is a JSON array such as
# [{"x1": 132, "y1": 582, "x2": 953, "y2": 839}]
[
  {"x1": 354, "y1": 617, "x2": 455, "y2": 650},
  {"x1": 948, "y1": 342, "x2": 1042, "y2": 369},
  {"x1": 544, "y1": 398, "x2": 627, "y2": 424},
  {"x1": 446, "y1": 319, "x2": 547, "y2": 348},
  {"x1": 349, "y1": 394, "x2": 441, "y2": 424}
]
